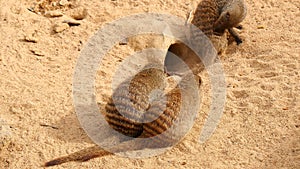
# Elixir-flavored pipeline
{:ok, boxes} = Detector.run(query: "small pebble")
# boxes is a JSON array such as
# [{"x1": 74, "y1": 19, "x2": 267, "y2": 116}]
[
  {"x1": 257, "y1": 25, "x2": 265, "y2": 29},
  {"x1": 44, "y1": 10, "x2": 63, "y2": 18},
  {"x1": 0, "y1": 118, "x2": 12, "y2": 148},
  {"x1": 68, "y1": 7, "x2": 87, "y2": 20},
  {"x1": 181, "y1": 161, "x2": 187, "y2": 165},
  {"x1": 59, "y1": 0, "x2": 69, "y2": 6},
  {"x1": 0, "y1": 119, "x2": 11, "y2": 138},
  {"x1": 24, "y1": 31, "x2": 39, "y2": 43},
  {"x1": 62, "y1": 19, "x2": 81, "y2": 26},
  {"x1": 9, "y1": 107, "x2": 22, "y2": 114},
  {"x1": 119, "y1": 38, "x2": 128, "y2": 45},
  {"x1": 24, "y1": 36, "x2": 38, "y2": 43},
  {"x1": 30, "y1": 49, "x2": 44, "y2": 56},
  {"x1": 27, "y1": 7, "x2": 35, "y2": 13},
  {"x1": 53, "y1": 23, "x2": 69, "y2": 33}
]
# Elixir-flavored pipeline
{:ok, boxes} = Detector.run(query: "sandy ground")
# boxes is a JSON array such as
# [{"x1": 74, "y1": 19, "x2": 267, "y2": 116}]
[{"x1": 0, "y1": 0, "x2": 299, "y2": 168}]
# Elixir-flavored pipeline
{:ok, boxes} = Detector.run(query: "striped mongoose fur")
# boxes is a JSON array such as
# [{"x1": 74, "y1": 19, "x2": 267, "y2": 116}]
[
  {"x1": 106, "y1": 68, "x2": 200, "y2": 148},
  {"x1": 165, "y1": 0, "x2": 247, "y2": 75},
  {"x1": 140, "y1": 73, "x2": 200, "y2": 147},
  {"x1": 105, "y1": 67, "x2": 199, "y2": 148},
  {"x1": 191, "y1": 0, "x2": 247, "y2": 47},
  {"x1": 44, "y1": 66, "x2": 201, "y2": 166},
  {"x1": 104, "y1": 66, "x2": 167, "y2": 138}
]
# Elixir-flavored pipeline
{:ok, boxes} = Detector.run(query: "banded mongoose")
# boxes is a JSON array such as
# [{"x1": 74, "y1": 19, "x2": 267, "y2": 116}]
[
  {"x1": 44, "y1": 69, "x2": 201, "y2": 166},
  {"x1": 191, "y1": 0, "x2": 247, "y2": 47},
  {"x1": 165, "y1": 0, "x2": 247, "y2": 75},
  {"x1": 106, "y1": 69, "x2": 200, "y2": 148},
  {"x1": 104, "y1": 67, "x2": 199, "y2": 148},
  {"x1": 104, "y1": 65, "x2": 167, "y2": 138},
  {"x1": 140, "y1": 73, "x2": 200, "y2": 147}
]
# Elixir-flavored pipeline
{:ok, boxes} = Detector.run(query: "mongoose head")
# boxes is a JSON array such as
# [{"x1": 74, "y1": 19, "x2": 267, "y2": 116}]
[{"x1": 214, "y1": 0, "x2": 247, "y2": 33}]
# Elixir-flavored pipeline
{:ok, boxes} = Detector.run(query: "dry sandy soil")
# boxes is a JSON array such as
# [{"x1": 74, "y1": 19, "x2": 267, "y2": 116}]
[{"x1": 0, "y1": 0, "x2": 299, "y2": 168}]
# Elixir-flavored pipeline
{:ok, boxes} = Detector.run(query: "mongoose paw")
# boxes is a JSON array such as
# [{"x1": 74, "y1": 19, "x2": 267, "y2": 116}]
[
  {"x1": 235, "y1": 38, "x2": 243, "y2": 45},
  {"x1": 228, "y1": 28, "x2": 243, "y2": 45}
]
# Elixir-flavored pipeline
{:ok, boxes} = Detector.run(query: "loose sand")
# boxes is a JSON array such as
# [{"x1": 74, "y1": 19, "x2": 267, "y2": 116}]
[{"x1": 0, "y1": 0, "x2": 299, "y2": 168}]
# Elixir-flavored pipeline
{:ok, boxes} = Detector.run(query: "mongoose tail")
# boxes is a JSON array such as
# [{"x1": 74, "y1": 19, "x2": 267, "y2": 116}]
[
  {"x1": 44, "y1": 145, "x2": 111, "y2": 167},
  {"x1": 44, "y1": 73, "x2": 201, "y2": 167}
]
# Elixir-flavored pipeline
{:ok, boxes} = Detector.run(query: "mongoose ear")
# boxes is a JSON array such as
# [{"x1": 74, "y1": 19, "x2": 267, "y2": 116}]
[
  {"x1": 225, "y1": 12, "x2": 231, "y2": 20},
  {"x1": 213, "y1": 11, "x2": 230, "y2": 32}
]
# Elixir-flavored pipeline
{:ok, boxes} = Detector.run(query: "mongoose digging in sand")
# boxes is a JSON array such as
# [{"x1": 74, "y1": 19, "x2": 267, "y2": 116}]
[{"x1": 44, "y1": 64, "x2": 201, "y2": 166}]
